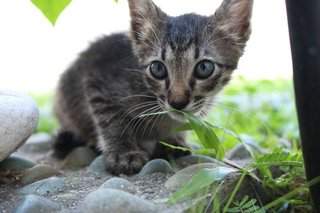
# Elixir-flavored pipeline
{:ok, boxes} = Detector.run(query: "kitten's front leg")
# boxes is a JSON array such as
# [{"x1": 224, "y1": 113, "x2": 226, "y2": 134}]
[
  {"x1": 94, "y1": 119, "x2": 150, "y2": 175},
  {"x1": 101, "y1": 130, "x2": 150, "y2": 175},
  {"x1": 86, "y1": 91, "x2": 149, "y2": 175}
]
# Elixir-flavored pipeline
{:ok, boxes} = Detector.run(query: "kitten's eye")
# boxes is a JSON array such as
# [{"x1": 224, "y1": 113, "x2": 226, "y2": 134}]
[
  {"x1": 150, "y1": 61, "x2": 167, "y2": 80},
  {"x1": 194, "y1": 60, "x2": 215, "y2": 79}
]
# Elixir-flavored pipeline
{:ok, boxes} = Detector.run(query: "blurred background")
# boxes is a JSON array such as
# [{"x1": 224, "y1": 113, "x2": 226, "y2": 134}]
[
  {"x1": 0, "y1": 0, "x2": 298, "y2": 144},
  {"x1": 0, "y1": 0, "x2": 291, "y2": 93}
]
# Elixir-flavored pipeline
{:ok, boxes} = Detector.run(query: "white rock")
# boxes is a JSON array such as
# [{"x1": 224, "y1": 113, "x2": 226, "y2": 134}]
[{"x1": 0, "y1": 90, "x2": 39, "y2": 162}]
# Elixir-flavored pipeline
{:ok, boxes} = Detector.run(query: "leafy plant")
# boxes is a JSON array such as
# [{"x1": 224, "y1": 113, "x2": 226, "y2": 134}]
[
  {"x1": 31, "y1": 0, "x2": 72, "y2": 26},
  {"x1": 30, "y1": 0, "x2": 119, "y2": 26},
  {"x1": 249, "y1": 147, "x2": 303, "y2": 177},
  {"x1": 226, "y1": 195, "x2": 265, "y2": 213}
]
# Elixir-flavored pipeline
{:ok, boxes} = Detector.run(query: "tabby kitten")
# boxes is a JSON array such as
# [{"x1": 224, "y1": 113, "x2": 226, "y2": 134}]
[{"x1": 54, "y1": 0, "x2": 253, "y2": 175}]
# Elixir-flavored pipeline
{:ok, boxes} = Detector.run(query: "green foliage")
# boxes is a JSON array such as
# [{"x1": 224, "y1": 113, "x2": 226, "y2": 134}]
[
  {"x1": 31, "y1": 0, "x2": 72, "y2": 26},
  {"x1": 226, "y1": 196, "x2": 265, "y2": 213},
  {"x1": 30, "y1": 0, "x2": 119, "y2": 26},
  {"x1": 30, "y1": 93, "x2": 58, "y2": 133},
  {"x1": 182, "y1": 112, "x2": 225, "y2": 160},
  {"x1": 249, "y1": 147, "x2": 303, "y2": 177}
]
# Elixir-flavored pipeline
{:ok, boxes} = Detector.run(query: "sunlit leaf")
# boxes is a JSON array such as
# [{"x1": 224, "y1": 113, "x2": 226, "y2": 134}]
[
  {"x1": 183, "y1": 112, "x2": 225, "y2": 160},
  {"x1": 31, "y1": 0, "x2": 72, "y2": 26}
]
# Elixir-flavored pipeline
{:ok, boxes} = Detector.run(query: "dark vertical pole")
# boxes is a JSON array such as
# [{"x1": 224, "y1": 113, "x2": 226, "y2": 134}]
[{"x1": 285, "y1": 0, "x2": 320, "y2": 211}]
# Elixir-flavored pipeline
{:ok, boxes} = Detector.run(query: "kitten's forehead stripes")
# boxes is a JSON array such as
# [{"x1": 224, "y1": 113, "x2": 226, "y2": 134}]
[
  {"x1": 194, "y1": 47, "x2": 200, "y2": 60},
  {"x1": 161, "y1": 49, "x2": 166, "y2": 61}
]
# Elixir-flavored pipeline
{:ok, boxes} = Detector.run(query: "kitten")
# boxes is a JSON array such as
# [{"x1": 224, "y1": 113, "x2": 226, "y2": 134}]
[{"x1": 54, "y1": 0, "x2": 253, "y2": 175}]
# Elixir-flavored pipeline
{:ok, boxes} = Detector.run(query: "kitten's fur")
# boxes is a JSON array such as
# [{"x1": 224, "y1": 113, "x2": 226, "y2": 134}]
[{"x1": 54, "y1": 0, "x2": 253, "y2": 175}]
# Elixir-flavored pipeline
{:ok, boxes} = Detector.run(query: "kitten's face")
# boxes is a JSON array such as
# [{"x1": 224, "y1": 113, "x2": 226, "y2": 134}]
[{"x1": 128, "y1": 0, "x2": 253, "y2": 120}]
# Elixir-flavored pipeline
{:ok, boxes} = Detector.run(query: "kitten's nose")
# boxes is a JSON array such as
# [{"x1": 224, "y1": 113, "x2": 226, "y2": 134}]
[
  {"x1": 168, "y1": 99, "x2": 189, "y2": 110},
  {"x1": 168, "y1": 88, "x2": 190, "y2": 110}
]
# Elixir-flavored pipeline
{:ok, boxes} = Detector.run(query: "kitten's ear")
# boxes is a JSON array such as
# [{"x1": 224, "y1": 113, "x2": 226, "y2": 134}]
[
  {"x1": 128, "y1": 0, "x2": 166, "y2": 45},
  {"x1": 213, "y1": 0, "x2": 253, "y2": 43}
]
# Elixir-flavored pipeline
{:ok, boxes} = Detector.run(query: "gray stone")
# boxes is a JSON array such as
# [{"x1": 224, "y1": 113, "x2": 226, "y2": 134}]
[
  {"x1": 21, "y1": 164, "x2": 62, "y2": 185},
  {"x1": 13, "y1": 194, "x2": 61, "y2": 213},
  {"x1": 138, "y1": 159, "x2": 173, "y2": 177},
  {"x1": 212, "y1": 172, "x2": 269, "y2": 209},
  {"x1": 227, "y1": 142, "x2": 262, "y2": 161},
  {"x1": 100, "y1": 177, "x2": 137, "y2": 194},
  {"x1": 174, "y1": 154, "x2": 226, "y2": 169},
  {"x1": 0, "y1": 156, "x2": 36, "y2": 171},
  {"x1": 0, "y1": 90, "x2": 39, "y2": 162},
  {"x1": 20, "y1": 133, "x2": 52, "y2": 153},
  {"x1": 87, "y1": 155, "x2": 105, "y2": 173},
  {"x1": 165, "y1": 163, "x2": 223, "y2": 192},
  {"x1": 63, "y1": 147, "x2": 98, "y2": 169},
  {"x1": 80, "y1": 188, "x2": 157, "y2": 213},
  {"x1": 17, "y1": 177, "x2": 66, "y2": 196}
]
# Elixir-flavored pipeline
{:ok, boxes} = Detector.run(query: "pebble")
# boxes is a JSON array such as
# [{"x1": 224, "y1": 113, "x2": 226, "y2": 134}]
[
  {"x1": 100, "y1": 177, "x2": 137, "y2": 194},
  {"x1": 213, "y1": 172, "x2": 269, "y2": 209},
  {"x1": 80, "y1": 188, "x2": 157, "y2": 213},
  {"x1": 17, "y1": 177, "x2": 66, "y2": 196},
  {"x1": 138, "y1": 159, "x2": 173, "y2": 177},
  {"x1": 226, "y1": 142, "x2": 262, "y2": 161},
  {"x1": 20, "y1": 133, "x2": 52, "y2": 153},
  {"x1": 0, "y1": 90, "x2": 39, "y2": 162},
  {"x1": 174, "y1": 154, "x2": 226, "y2": 169},
  {"x1": 165, "y1": 163, "x2": 223, "y2": 192},
  {"x1": 21, "y1": 164, "x2": 62, "y2": 185},
  {"x1": 63, "y1": 147, "x2": 98, "y2": 169},
  {"x1": 87, "y1": 155, "x2": 105, "y2": 173},
  {"x1": 13, "y1": 194, "x2": 61, "y2": 213},
  {"x1": 0, "y1": 156, "x2": 36, "y2": 171}
]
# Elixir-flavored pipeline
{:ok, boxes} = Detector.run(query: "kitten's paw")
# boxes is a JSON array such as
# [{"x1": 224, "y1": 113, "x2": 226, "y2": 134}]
[{"x1": 104, "y1": 150, "x2": 149, "y2": 175}]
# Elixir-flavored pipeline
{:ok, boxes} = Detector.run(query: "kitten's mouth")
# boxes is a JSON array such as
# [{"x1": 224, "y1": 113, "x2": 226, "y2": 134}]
[{"x1": 167, "y1": 110, "x2": 187, "y2": 123}]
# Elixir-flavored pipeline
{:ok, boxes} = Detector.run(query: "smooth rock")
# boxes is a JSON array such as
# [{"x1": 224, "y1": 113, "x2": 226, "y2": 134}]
[
  {"x1": 214, "y1": 172, "x2": 269, "y2": 209},
  {"x1": 100, "y1": 177, "x2": 137, "y2": 194},
  {"x1": 81, "y1": 188, "x2": 157, "y2": 213},
  {"x1": 165, "y1": 163, "x2": 223, "y2": 192},
  {"x1": 0, "y1": 90, "x2": 39, "y2": 162},
  {"x1": 21, "y1": 164, "x2": 61, "y2": 185},
  {"x1": 63, "y1": 147, "x2": 98, "y2": 169},
  {"x1": 87, "y1": 155, "x2": 105, "y2": 173},
  {"x1": 13, "y1": 194, "x2": 61, "y2": 213},
  {"x1": 226, "y1": 142, "x2": 262, "y2": 161},
  {"x1": 174, "y1": 154, "x2": 226, "y2": 169},
  {"x1": 138, "y1": 159, "x2": 173, "y2": 177},
  {"x1": 17, "y1": 177, "x2": 66, "y2": 196},
  {"x1": 0, "y1": 156, "x2": 36, "y2": 171}
]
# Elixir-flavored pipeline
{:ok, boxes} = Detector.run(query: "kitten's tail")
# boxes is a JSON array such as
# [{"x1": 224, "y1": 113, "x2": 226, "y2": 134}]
[{"x1": 53, "y1": 130, "x2": 86, "y2": 158}]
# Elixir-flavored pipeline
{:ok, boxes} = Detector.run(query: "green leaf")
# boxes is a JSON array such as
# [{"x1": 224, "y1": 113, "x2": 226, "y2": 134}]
[
  {"x1": 183, "y1": 112, "x2": 225, "y2": 160},
  {"x1": 239, "y1": 195, "x2": 249, "y2": 206},
  {"x1": 242, "y1": 199, "x2": 257, "y2": 209},
  {"x1": 172, "y1": 123, "x2": 192, "y2": 133},
  {"x1": 159, "y1": 142, "x2": 217, "y2": 158},
  {"x1": 31, "y1": 0, "x2": 72, "y2": 26},
  {"x1": 244, "y1": 205, "x2": 260, "y2": 213},
  {"x1": 225, "y1": 207, "x2": 241, "y2": 213},
  {"x1": 205, "y1": 122, "x2": 242, "y2": 142},
  {"x1": 168, "y1": 167, "x2": 236, "y2": 204}
]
